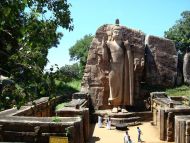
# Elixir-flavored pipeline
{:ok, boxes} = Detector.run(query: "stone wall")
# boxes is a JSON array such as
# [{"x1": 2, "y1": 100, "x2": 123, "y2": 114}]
[
  {"x1": 183, "y1": 52, "x2": 190, "y2": 85},
  {"x1": 56, "y1": 108, "x2": 89, "y2": 142},
  {"x1": 151, "y1": 92, "x2": 190, "y2": 142},
  {"x1": 175, "y1": 115, "x2": 190, "y2": 143},
  {"x1": 145, "y1": 35, "x2": 177, "y2": 87},
  {"x1": 0, "y1": 116, "x2": 83, "y2": 143},
  {"x1": 0, "y1": 97, "x2": 85, "y2": 143}
]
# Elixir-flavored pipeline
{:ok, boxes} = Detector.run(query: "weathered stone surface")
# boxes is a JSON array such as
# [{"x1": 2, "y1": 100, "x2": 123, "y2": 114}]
[
  {"x1": 151, "y1": 92, "x2": 190, "y2": 142},
  {"x1": 56, "y1": 108, "x2": 90, "y2": 142},
  {"x1": 81, "y1": 24, "x2": 145, "y2": 109},
  {"x1": 183, "y1": 52, "x2": 190, "y2": 85},
  {"x1": 0, "y1": 97, "x2": 86, "y2": 143},
  {"x1": 145, "y1": 35, "x2": 177, "y2": 87}
]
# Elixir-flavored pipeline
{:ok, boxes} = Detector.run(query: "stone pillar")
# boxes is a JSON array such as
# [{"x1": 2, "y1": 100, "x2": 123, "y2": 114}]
[
  {"x1": 82, "y1": 108, "x2": 90, "y2": 142},
  {"x1": 0, "y1": 125, "x2": 3, "y2": 141},
  {"x1": 160, "y1": 109, "x2": 166, "y2": 140},
  {"x1": 186, "y1": 121, "x2": 190, "y2": 143},
  {"x1": 127, "y1": 45, "x2": 134, "y2": 105},
  {"x1": 181, "y1": 121, "x2": 186, "y2": 143},
  {"x1": 34, "y1": 126, "x2": 41, "y2": 143},
  {"x1": 167, "y1": 112, "x2": 174, "y2": 142},
  {"x1": 175, "y1": 117, "x2": 180, "y2": 143}
]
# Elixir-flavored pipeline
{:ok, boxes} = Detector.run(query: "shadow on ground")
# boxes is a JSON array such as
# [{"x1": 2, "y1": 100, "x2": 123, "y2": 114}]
[{"x1": 87, "y1": 124, "x2": 101, "y2": 143}]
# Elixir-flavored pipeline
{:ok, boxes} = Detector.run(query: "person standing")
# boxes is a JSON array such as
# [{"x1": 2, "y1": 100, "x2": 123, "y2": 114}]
[
  {"x1": 127, "y1": 135, "x2": 133, "y2": 143},
  {"x1": 137, "y1": 127, "x2": 142, "y2": 142},
  {"x1": 106, "y1": 116, "x2": 111, "y2": 130},
  {"x1": 98, "y1": 115, "x2": 102, "y2": 128},
  {"x1": 124, "y1": 130, "x2": 129, "y2": 143}
]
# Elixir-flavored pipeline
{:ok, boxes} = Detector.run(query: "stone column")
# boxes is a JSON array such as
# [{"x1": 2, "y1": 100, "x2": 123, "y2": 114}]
[
  {"x1": 180, "y1": 120, "x2": 185, "y2": 143},
  {"x1": 175, "y1": 117, "x2": 180, "y2": 143},
  {"x1": 160, "y1": 109, "x2": 166, "y2": 140},
  {"x1": 186, "y1": 121, "x2": 190, "y2": 143},
  {"x1": 127, "y1": 45, "x2": 134, "y2": 105},
  {"x1": 167, "y1": 112, "x2": 174, "y2": 142},
  {"x1": 34, "y1": 126, "x2": 41, "y2": 143},
  {"x1": 0, "y1": 125, "x2": 3, "y2": 141},
  {"x1": 82, "y1": 108, "x2": 90, "y2": 142}
]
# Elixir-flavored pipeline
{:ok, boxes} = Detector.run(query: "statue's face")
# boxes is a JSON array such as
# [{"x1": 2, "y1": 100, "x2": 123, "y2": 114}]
[{"x1": 112, "y1": 29, "x2": 122, "y2": 40}]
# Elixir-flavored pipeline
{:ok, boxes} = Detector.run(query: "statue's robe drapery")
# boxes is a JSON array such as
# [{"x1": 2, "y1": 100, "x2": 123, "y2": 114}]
[{"x1": 104, "y1": 40, "x2": 133, "y2": 106}]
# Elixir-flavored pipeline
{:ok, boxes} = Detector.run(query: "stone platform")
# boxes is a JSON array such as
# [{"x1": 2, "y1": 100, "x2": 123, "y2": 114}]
[{"x1": 93, "y1": 110, "x2": 152, "y2": 127}]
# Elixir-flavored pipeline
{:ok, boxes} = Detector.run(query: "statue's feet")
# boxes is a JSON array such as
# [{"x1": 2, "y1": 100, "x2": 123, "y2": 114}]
[
  {"x1": 118, "y1": 106, "x2": 121, "y2": 112},
  {"x1": 112, "y1": 107, "x2": 118, "y2": 113},
  {"x1": 121, "y1": 108, "x2": 128, "y2": 113}
]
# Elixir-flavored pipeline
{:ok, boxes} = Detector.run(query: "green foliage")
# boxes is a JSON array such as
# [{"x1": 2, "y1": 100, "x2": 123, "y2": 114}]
[
  {"x1": 0, "y1": 0, "x2": 73, "y2": 110},
  {"x1": 164, "y1": 11, "x2": 190, "y2": 54},
  {"x1": 67, "y1": 79, "x2": 81, "y2": 91},
  {"x1": 52, "y1": 116, "x2": 61, "y2": 122},
  {"x1": 166, "y1": 85, "x2": 190, "y2": 96},
  {"x1": 65, "y1": 127, "x2": 72, "y2": 137},
  {"x1": 58, "y1": 63, "x2": 80, "y2": 82},
  {"x1": 0, "y1": 80, "x2": 24, "y2": 110},
  {"x1": 69, "y1": 34, "x2": 94, "y2": 76},
  {"x1": 55, "y1": 103, "x2": 66, "y2": 111},
  {"x1": 54, "y1": 79, "x2": 80, "y2": 98}
]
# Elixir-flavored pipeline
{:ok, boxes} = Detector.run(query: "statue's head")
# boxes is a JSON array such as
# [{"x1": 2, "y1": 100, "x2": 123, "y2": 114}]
[{"x1": 112, "y1": 26, "x2": 123, "y2": 41}]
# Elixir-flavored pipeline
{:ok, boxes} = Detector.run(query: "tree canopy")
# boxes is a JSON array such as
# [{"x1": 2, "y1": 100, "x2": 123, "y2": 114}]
[
  {"x1": 0, "y1": 0, "x2": 73, "y2": 110},
  {"x1": 164, "y1": 11, "x2": 190, "y2": 54},
  {"x1": 69, "y1": 34, "x2": 93, "y2": 77}
]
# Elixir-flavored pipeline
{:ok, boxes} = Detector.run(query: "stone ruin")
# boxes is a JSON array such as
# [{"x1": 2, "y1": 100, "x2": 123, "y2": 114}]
[
  {"x1": 81, "y1": 20, "x2": 177, "y2": 110},
  {"x1": 183, "y1": 48, "x2": 190, "y2": 85},
  {"x1": 0, "y1": 96, "x2": 89, "y2": 143},
  {"x1": 151, "y1": 92, "x2": 190, "y2": 142}
]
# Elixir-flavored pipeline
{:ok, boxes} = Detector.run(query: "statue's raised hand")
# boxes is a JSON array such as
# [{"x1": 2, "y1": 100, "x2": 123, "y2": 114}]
[{"x1": 124, "y1": 40, "x2": 129, "y2": 47}]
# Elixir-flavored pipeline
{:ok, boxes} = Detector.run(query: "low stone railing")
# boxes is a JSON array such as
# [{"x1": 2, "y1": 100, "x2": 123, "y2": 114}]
[
  {"x1": 0, "y1": 116, "x2": 83, "y2": 143},
  {"x1": 151, "y1": 92, "x2": 190, "y2": 142},
  {"x1": 55, "y1": 92, "x2": 90, "y2": 142},
  {"x1": 0, "y1": 96, "x2": 86, "y2": 143},
  {"x1": 175, "y1": 115, "x2": 190, "y2": 143}
]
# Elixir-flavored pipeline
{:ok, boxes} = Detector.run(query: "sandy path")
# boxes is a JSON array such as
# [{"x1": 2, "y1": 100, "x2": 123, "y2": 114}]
[{"x1": 88, "y1": 122, "x2": 173, "y2": 143}]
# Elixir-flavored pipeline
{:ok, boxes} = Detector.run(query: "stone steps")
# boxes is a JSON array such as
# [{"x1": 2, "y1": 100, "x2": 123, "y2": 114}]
[
  {"x1": 109, "y1": 116, "x2": 141, "y2": 126},
  {"x1": 93, "y1": 110, "x2": 152, "y2": 126}
]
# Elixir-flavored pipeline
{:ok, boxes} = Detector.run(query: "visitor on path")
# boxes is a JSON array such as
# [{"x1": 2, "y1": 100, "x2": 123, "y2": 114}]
[
  {"x1": 127, "y1": 135, "x2": 133, "y2": 143},
  {"x1": 98, "y1": 115, "x2": 102, "y2": 128},
  {"x1": 137, "y1": 126, "x2": 142, "y2": 142},
  {"x1": 124, "y1": 130, "x2": 129, "y2": 143},
  {"x1": 106, "y1": 116, "x2": 111, "y2": 130}
]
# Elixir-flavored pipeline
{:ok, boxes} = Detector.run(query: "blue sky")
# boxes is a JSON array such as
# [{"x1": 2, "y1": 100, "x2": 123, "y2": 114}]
[{"x1": 46, "y1": 0, "x2": 190, "y2": 70}]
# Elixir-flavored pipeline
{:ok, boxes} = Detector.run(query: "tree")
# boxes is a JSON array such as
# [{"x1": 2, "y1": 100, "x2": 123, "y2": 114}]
[
  {"x1": 69, "y1": 34, "x2": 94, "y2": 77},
  {"x1": 59, "y1": 63, "x2": 80, "y2": 82},
  {"x1": 0, "y1": 0, "x2": 73, "y2": 109},
  {"x1": 164, "y1": 11, "x2": 190, "y2": 54}
]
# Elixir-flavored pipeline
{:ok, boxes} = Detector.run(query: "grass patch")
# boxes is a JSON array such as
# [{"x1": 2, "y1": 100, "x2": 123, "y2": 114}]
[
  {"x1": 67, "y1": 79, "x2": 81, "y2": 91},
  {"x1": 52, "y1": 116, "x2": 61, "y2": 122},
  {"x1": 166, "y1": 85, "x2": 190, "y2": 96},
  {"x1": 55, "y1": 102, "x2": 66, "y2": 111}
]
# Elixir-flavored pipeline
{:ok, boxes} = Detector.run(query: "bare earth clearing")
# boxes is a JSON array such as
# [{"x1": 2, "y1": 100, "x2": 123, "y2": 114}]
[{"x1": 88, "y1": 122, "x2": 174, "y2": 143}]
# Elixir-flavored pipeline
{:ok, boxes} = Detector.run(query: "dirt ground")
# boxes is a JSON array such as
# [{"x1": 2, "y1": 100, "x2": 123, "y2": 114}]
[{"x1": 87, "y1": 122, "x2": 173, "y2": 143}]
